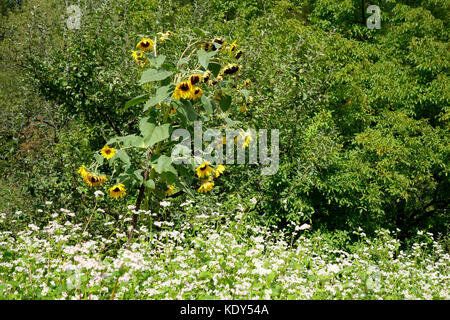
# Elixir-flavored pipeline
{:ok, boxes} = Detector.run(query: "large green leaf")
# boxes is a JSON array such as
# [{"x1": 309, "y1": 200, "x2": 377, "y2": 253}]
[
  {"x1": 201, "y1": 95, "x2": 214, "y2": 114},
  {"x1": 143, "y1": 123, "x2": 171, "y2": 147},
  {"x1": 239, "y1": 89, "x2": 250, "y2": 102},
  {"x1": 139, "y1": 117, "x2": 156, "y2": 137},
  {"x1": 177, "y1": 57, "x2": 190, "y2": 68},
  {"x1": 149, "y1": 55, "x2": 166, "y2": 69},
  {"x1": 115, "y1": 149, "x2": 131, "y2": 165},
  {"x1": 140, "y1": 68, "x2": 173, "y2": 84},
  {"x1": 144, "y1": 179, "x2": 156, "y2": 189},
  {"x1": 152, "y1": 155, "x2": 177, "y2": 175},
  {"x1": 197, "y1": 49, "x2": 216, "y2": 70},
  {"x1": 123, "y1": 94, "x2": 149, "y2": 111},
  {"x1": 145, "y1": 85, "x2": 173, "y2": 109},
  {"x1": 179, "y1": 100, "x2": 198, "y2": 122},
  {"x1": 219, "y1": 94, "x2": 232, "y2": 111},
  {"x1": 132, "y1": 169, "x2": 143, "y2": 184},
  {"x1": 117, "y1": 135, "x2": 145, "y2": 148},
  {"x1": 93, "y1": 153, "x2": 104, "y2": 165}
]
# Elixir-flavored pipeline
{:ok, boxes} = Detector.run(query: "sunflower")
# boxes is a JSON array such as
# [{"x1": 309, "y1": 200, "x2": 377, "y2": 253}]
[
  {"x1": 169, "y1": 106, "x2": 177, "y2": 117},
  {"x1": 221, "y1": 64, "x2": 241, "y2": 76},
  {"x1": 100, "y1": 145, "x2": 115, "y2": 160},
  {"x1": 191, "y1": 86, "x2": 203, "y2": 100},
  {"x1": 84, "y1": 172, "x2": 107, "y2": 188},
  {"x1": 158, "y1": 31, "x2": 173, "y2": 43},
  {"x1": 165, "y1": 185, "x2": 175, "y2": 196},
  {"x1": 136, "y1": 38, "x2": 154, "y2": 52},
  {"x1": 211, "y1": 75, "x2": 223, "y2": 86},
  {"x1": 244, "y1": 78, "x2": 251, "y2": 88},
  {"x1": 242, "y1": 135, "x2": 253, "y2": 149},
  {"x1": 109, "y1": 183, "x2": 126, "y2": 199},
  {"x1": 173, "y1": 81, "x2": 192, "y2": 100},
  {"x1": 202, "y1": 71, "x2": 212, "y2": 83},
  {"x1": 212, "y1": 37, "x2": 225, "y2": 51},
  {"x1": 131, "y1": 50, "x2": 142, "y2": 61},
  {"x1": 195, "y1": 160, "x2": 213, "y2": 178},
  {"x1": 235, "y1": 50, "x2": 243, "y2": 60},
  {"x1": 189, "y1": 74, "x2": 202, "y2": 86},
  {"x1": 77, "y1": 166, "x2": 88, "y2": 178},
  {"x1": 214, "y1": 165, "x2": 226, "y2": 178},
  {"x1": 228, "y1": 40, "x2": 239, "y2": 55},
  {"x1": 198, "y1": 181, "x2": 214, "y2": 193}
]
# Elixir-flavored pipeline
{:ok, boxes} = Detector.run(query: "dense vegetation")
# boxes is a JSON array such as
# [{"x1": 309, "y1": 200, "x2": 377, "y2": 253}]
[{"x1": 0, "y1": 0, "x2": 448, "y2": 299}]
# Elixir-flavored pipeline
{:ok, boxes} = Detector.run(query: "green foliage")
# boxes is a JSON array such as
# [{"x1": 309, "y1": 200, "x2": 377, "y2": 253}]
[{"x1": 0, "y1": 0, "x2": 448, "y2": 242}]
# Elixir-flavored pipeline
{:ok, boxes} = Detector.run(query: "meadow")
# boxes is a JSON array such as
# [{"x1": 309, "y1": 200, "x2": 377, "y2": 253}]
[{"x1": 0, "y1": 0, "x2": 448, "y2": 300}]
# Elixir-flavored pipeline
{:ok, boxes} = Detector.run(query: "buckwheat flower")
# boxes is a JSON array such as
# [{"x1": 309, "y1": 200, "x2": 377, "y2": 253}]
[
  {"x1": 160, "y1": 201, "x2": 171, "y2": 208},
  {"x1": 298, "y1": 223, "x2": 311, "y2": 231},
  {"x1": 97, "y1": 208, "x2": 105, "y2": 213},
  {"x1": 128, "y1": 205, "x2": 136, "y2": 211},
  {"x1": 94, "y1": 190, "x2": 105, "y2": 198},
  {"x1": 250, "y1": 197, "x2": 257, "y2": 205},
  {"x1": 45, "y1": 201, "x2": 53, "y2": 205},
  {"x1": 15, "y1": 211, "x2": 22, "y2": 215},
  {"x1": 37, "y1": 209, "x2": 43, "y2": 213}
]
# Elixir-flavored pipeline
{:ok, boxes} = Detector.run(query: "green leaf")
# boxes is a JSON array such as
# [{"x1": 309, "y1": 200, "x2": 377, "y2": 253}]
[
  {"x1": 93, "y1": 153, "x2": 104, "y2": 165},
  {"x1": 132, "y1": 169, "x2": 143, "y2": 184},
  {"x1": 115, "y1": 149, "x2": 131, "y2": 165},
  {"x1": 123, "y1": 94, "x2": 149, "y2": 111},
  {"x1": 140, "y1": 69, "x2": 173, "y2": 84},
  {"x1": 209, "y1": 62, "x2": 222, "y2": 77},
  {"x1": 240, "y1": 89, "x2": 250, "y2": 102},
  {"x1": 149, "y1": 55, "x2": 166, "y2": 69},
  {"x1": 193, "y1": 27, "x2": 208, "y2": 37},
  {"x1": 219, "y1": 94, "x2": 232, "y2": 111},
  {"x1": 197, "y1": 49, "x2": 216, "y2": 70},
  {"x1": 120, "y1": 135, "x2": 145, "y2": 148},
  {"x1": 201, "y1": 95, "x2": 214, "y2": 114},
  {"x1": 152, "y1": 155, "x2": 177, "y2": 175},
  {"x1": 144, "y1": 123, "x2": 170, "y2": 147},
  {"x1": 144, "y1": 179, "x2": 156, "y2": 189},
  {"x1": 145, "y1": 85, "x2": 173, "y2": 109},
  {"x1": 177, "y1": 57, "x2": 190, "y2": 68},
  {"x1": 139, "y1": 117, "x2": 156, "y2": 138},
  {"x1": 179, "y1": 100, "x2": 198, "y2": 122}
]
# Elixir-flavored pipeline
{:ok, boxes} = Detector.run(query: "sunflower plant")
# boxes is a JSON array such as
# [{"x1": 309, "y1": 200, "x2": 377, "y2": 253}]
[{"x1": 77, "y1": 33, "x2": 251, "y2": 235}]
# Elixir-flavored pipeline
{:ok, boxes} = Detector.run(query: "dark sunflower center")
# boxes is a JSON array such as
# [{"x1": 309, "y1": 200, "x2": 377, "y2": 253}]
[
  {"x1": 113, "y1": 187, "x2": 120, "y2": 192},
  {"x1": 200, "y1": 165, "x2": 207, "y2": 171},
  {"x1": 141, "y1": 41, "x2": 150, "y2": 48},
  {"x1": 195, "y1": 89, "x2": 200, "y2": 94},
  {"x1": 224, "y1": 66, "x2": 239, "y2": 75},
  {"x1": 105, "y1": 149, "x2": 111, "y2": 154},
  {"x1": 190, "y1": 76, "x2": 200, "y2": 85},
  {"x1": 180, "y1": 83, "x2": 189, "y2": 91}
]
